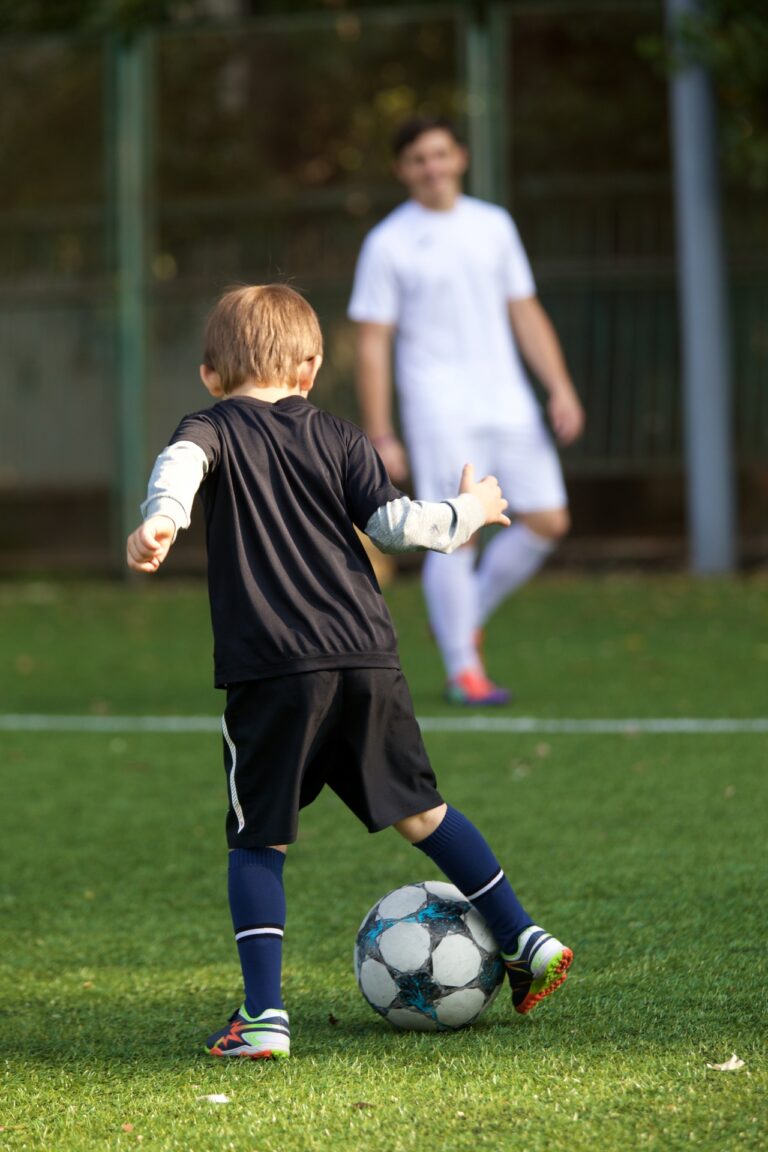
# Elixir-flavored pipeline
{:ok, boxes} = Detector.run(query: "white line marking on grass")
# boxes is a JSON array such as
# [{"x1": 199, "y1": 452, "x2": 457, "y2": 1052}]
[
  {"x1": 417, "y1": 717, "x2": 768, "y2": 734},
  {"x1": 1, "y1": 714, "x2": 768, "y2": 735},
  {"x1": 0, "y1": 714, "x2": 221, "y2": 733}
]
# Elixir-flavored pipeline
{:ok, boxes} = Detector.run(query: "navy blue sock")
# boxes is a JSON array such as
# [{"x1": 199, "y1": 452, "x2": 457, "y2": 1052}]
[
  {"x1": 228, "y1": 847, "x2": 286, "y2": 1017},
  {"x1": 413, "y1": 805, "x2": 532, "y2": 952}
]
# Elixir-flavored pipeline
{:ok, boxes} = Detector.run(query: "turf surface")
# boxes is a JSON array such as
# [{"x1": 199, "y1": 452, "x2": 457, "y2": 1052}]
[{"x1": 1, "y1": 574, "x2": 766, "y2": 1150}]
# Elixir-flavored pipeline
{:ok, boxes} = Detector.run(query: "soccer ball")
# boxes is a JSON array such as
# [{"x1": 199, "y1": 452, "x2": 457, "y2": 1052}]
[{"x1": 354, "y1": 881, "x2": 505, "y2": 1031}]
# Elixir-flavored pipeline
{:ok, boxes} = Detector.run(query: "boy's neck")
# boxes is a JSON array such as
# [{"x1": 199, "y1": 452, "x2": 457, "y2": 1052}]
[{"x1": 227, "y1": 380, "x2": 306, "y2": 404}]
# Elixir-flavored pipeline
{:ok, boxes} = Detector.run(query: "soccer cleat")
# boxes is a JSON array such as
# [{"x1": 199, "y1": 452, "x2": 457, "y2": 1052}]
[
  {"x1": 206, "y1": 1006, "x2": 290, "y2": 1059},
  {"x1": 502, "y1": 925, "x2": 573, "y2": 1015},
  {"x1": 445, "y1": 668, "x2": 512, "y2": 707}
]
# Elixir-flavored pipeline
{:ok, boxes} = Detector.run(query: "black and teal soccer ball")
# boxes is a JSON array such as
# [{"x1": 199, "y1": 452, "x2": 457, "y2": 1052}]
[{"x1": 354, "y1": 881, "x2": 505, "y2": 1031}]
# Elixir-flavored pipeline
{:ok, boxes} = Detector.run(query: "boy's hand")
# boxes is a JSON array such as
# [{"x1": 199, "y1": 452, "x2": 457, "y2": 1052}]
[
  {"x1": 126, "y1": 515, "x2": 176, "y2": 573},
  {"x1": 459, "y1": 464, "x2": 511, "y2": 527}
]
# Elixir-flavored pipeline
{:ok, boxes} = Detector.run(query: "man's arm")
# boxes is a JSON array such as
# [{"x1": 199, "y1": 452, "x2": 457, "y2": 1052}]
[
  {"x1": 365, "y1": 464, "x2": 510, "y2": 554},
  {"x1": 354, "y1": 321, "x2": 408, "y2": 483},
  {"x1": 126, "y1": 440, "x2": 208, "y2": 573},
  {"x1": 508, "y1": 296, "x2": 585, "y2": 446}
]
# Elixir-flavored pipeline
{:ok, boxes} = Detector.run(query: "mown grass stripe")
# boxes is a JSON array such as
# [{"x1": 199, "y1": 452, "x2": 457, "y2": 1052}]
[{"x1": 2, "y1": 714, "x2": 768, "y2": 734}]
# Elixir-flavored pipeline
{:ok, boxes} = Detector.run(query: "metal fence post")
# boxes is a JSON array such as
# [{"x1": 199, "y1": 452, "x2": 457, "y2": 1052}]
[
  {"x1": 666, "y1": 0, "x2": 737, "y2": 572},
  {"x1": 465, "y1": 3, "x2": 497, "y2": 202},
  {"x1": 114, "y1": 31, "x2": 150, "y2": 571}
]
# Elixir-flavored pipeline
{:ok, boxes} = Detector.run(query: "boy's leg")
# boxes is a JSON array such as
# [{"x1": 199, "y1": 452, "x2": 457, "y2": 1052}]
[
  {"x1": 209, "y1": 674, "x2": 343, "y2": 1058},
  {"x1": 396, "y1": 804, "x2": 572, "y2": 1014},
  {"x1": 229, "y1": 846, "x2": 286, "y2": 1017},
  {"x1": 207, "y1": 845, "x2": 290, "y2": 1059}
]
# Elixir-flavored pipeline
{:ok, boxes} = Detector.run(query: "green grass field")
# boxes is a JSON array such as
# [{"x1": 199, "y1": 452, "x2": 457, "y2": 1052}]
[{"x1": 1, "y1": 574, "x2": 766, "y2": 1151}]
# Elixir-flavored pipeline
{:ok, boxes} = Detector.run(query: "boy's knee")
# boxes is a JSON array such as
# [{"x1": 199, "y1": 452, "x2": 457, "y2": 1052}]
[{"x1": 394, "y1": 803, "x2": 447, "y2": 844}]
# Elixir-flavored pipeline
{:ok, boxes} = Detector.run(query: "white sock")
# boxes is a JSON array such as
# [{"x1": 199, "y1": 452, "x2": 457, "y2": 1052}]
[
  {"x1": 476, "y1": 523, "x2": 555, "y2": 627},
  {"x1": 422, "y1": 548, "x2": 479, "y2": 680}
]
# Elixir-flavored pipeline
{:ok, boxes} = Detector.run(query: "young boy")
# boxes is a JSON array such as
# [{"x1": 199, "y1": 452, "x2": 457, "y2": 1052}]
[{"x1": 126, "y1": 284, "x2": 572, "y2": 1060}]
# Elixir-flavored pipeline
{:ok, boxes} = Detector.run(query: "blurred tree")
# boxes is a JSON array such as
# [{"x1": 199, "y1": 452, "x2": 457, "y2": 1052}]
[
  {"x1": 0, "y1": 0, "x2": 457, "y2": 35},
  {"x1": 642, "y1": 0, "x2": 768, "y2": 188},
  {"x1": 0, "y1": 0, "x2": 186, "y2": 33}
]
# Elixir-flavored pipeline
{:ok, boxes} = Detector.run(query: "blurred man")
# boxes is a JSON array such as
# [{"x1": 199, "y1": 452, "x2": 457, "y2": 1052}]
[{"x1": 348, "y1": 116, "x2": 584, "y2": 705}]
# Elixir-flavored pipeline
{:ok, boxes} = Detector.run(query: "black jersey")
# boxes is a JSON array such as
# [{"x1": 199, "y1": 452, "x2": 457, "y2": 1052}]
[{"x1": 170, "y1": 395, "x2": 403, "y2": 687}]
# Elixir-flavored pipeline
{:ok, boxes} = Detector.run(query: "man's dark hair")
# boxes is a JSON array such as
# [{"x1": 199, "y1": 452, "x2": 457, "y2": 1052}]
[{"x1": 392, "y1": 116, "x2": 464, "y2": 157}]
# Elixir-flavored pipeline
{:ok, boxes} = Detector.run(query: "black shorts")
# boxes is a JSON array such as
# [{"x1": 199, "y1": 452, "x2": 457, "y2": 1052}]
[{"x1": 221, "y1": 667, "x2": 443, "y2": 847}]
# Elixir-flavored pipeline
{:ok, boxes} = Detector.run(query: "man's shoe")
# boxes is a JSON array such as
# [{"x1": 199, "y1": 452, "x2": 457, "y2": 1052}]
[
  {"x1": 206, "y1": 1006, "x2": 290, "y2": 1059},
  {"x1": 502, "y1": 926, "x2": 573, "y2": 1015},
  {"x1": 445, "y1": 668, "x2": 512, "y2": 706}
]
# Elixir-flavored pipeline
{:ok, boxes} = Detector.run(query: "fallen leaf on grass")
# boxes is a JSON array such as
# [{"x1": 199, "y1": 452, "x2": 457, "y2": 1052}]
[
  {"x1": 351, "y1": 1101, "x2": 374, "y2": 1109},
  {"x1": 121, "y1": 1123, "x2": 135, "y2": 1132},
  {"x1": 706, "y1": 1054, "x2": 745, "y2": 1071},
  {"x1": 328, "y1": 1012, "x2": 339, "y2": 1026},
  {"x1": 198, "y1": 1094, "x2": 231, "y2": 1104}
]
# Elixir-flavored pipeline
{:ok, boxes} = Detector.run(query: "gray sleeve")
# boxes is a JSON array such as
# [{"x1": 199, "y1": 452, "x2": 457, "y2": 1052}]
[
  {"x1": 364, "y1": 493, "x2": 486, "y2": 555},
  {"x1": 140, "y1": 440, "x2": 209, "y2": 535}
]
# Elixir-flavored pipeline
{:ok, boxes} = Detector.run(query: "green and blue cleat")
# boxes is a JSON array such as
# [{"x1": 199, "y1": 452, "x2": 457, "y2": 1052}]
[
  {"x1": 502, "y1": 925, "x2": 573, "y2": 1015},
  {"x1": 206, "y1": 1006, "x2": 290, "y2": 1059}
]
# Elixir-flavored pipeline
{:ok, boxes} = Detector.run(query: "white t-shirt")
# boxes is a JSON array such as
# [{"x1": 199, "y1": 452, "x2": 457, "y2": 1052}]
[{"x1": 348, "y1": 195, "x2": 540, "y2": 441}]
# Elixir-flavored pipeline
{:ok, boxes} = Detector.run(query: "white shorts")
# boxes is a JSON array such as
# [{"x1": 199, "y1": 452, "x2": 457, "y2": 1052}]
[{"x1": 408, "y1": 418, "x2": 567, "y2": 513}]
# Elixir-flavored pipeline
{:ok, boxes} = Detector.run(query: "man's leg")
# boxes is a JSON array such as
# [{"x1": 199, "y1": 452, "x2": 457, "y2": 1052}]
[
  {"x1": 422, "y1": 545, "x2": 479, "y2": 678},
  {"x1": 475, "y1": 507, "x2": 569, "y2": 628},
  {"x1": 410, "y1": 434, "x2": 508, "y2": 703},
  {"x1": 476, "y1": 421, "x2": 570, "y2": 632},
  {"x1": 423, "y1": 547, "x2": 512, "y2": 703}
]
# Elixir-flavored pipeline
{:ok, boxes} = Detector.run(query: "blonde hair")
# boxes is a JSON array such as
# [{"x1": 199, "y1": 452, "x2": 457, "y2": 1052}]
[{"x1": 203, "y1": 284, "x2": 323, "y2": 393}]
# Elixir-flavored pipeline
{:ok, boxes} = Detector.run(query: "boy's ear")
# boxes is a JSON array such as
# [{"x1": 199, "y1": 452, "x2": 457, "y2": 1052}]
[
  {"x1": 200, "y1": 364, "x2": 224, "y2": 397},
  {"x1": 298, "y1": 354, "x2": 323, "y2": 394}
]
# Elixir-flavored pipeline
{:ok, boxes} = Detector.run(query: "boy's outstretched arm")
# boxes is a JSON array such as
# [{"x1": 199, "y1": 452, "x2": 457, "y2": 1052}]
[
  {"x1": 365, "y1": 463, "x2": 510, "y2": 555},
  {"x1": 125, "y1": 440, "x2": 209, "y2": 574},
  {"x1": 127, "y1": 516, "x2": 176, "y2": 572},
  {"x1": 457, "y1": 463, "x2": 511, "y2": 527}
]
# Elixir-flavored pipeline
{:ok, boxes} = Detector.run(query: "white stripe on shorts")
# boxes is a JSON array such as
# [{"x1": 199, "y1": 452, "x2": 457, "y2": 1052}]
[{"x1": 221, "y1": 715, "x2": 245, "y2": 833}]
